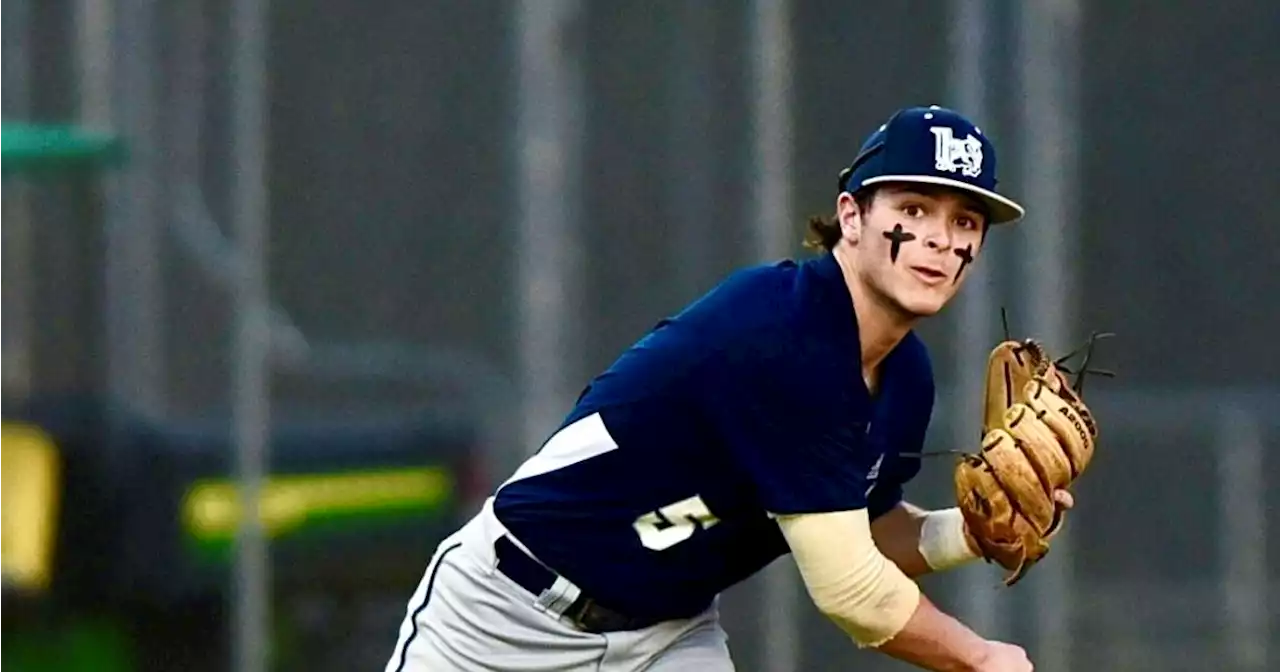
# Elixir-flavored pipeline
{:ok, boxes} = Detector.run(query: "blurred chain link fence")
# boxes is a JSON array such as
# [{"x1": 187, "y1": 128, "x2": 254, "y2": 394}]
[{"x1": 4, "y1": 0, "x2": 1276, "y2": 670}]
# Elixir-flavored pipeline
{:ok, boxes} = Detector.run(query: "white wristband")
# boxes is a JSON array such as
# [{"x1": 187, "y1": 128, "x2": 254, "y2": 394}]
[{"x1": 918, "y1": 508, "x2": 979, "y2": 571}]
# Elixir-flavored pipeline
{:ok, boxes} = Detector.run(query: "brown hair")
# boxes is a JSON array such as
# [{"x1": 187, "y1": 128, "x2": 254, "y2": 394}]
[{"x1": 802, "y1": 188, "x2": 876, "y2": 252}]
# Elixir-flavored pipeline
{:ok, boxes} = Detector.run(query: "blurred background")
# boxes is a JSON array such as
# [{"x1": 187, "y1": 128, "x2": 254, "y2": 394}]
[{"x1": 2, "y1": 1, "x2": 1276, "y2": 671}]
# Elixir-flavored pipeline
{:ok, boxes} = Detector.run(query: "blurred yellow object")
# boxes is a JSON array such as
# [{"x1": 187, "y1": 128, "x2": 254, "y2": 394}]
[
  {"x1": 1, "y1": 422, "x2": 61, "y2": 591},
  {"x1": 181, "y1": 466, "x2": 453, "y2": 542}
]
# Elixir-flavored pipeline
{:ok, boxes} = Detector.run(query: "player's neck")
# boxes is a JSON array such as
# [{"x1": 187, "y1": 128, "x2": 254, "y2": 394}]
[
  {"x1": 852, "y1": 288, "x2": 915, "y2": 385},
  {"x1": 832, "y1": 248, "x2": 917, "y2": 385}
]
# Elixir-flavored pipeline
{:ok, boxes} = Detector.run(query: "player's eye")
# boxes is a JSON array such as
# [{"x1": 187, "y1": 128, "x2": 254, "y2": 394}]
[
  {"x1": 956, "y1": 216, "x2": 979, "y2": 231},
  {"x1": 902, "y1": 204, "x2": 926, "y2": 218}
]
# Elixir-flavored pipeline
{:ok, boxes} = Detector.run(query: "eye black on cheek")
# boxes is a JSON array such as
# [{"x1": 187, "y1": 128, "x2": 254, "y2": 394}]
[
  {"x1": 883, "y1": 223, "x2": 917, "y2": 263},
  {"x1": 952, "y1": 244, "x2": 975, "y2": 284}
]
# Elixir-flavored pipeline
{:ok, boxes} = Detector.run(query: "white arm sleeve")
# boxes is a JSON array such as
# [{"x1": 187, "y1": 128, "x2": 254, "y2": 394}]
[
  {"x1": 917, "y1": 507, "x2": 979, "y2": 572},
  {"x1": 775, "y1": 509, "x2": 921, "y2": 648}
]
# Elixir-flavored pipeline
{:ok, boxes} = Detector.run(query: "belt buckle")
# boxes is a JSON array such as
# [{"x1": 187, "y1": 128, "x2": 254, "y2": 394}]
[
  {"x1": 564, "y1": 596, "x2": 600, "y2": 631},
  {"x1": 565, "y1": 597, "x2": 639, "y2": 633}
]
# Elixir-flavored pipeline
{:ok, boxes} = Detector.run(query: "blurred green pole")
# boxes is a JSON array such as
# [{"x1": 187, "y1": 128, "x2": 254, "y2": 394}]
[
  {"x1": 514, "y1": 0, "x2": 584, "y2": 469},
  {"x1": 1218, "y1": 409, "x2": 1267, "y2": 668},
  {"x1": 668, "y1": 2, "x2": 715, "y2": 295},
  {"x1": 947, "y1": 0, "x2": 1008, "y2": 644},
  {"x1": 1017, "y1": 2, "x2": 1081, "y2": 671},
  {"x1": 230, "y1": 0, "x2": 271, "y2": 671},
  {"x1": 75, "y1": 0, "x2": 113, "y2": 132},
  {"x1": 0, "y1": 0, "x2": 31, "y2": 404},
  {"x1": 749, "y1": 1, "x2": 797, "y2": 671},
  {"x1": 101, "y1": 0, "x2": 168, "y2": 417}
]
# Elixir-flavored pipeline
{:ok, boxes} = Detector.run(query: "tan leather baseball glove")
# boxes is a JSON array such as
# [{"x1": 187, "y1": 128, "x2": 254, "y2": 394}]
[{"x1": 954, "y1": 335, "x2": 1110, "y2": 586}]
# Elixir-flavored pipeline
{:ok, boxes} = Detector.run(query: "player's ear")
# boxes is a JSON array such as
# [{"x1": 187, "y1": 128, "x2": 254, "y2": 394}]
[{"x1": 836, "y1": 192, "x2": 862, "y2": 246}]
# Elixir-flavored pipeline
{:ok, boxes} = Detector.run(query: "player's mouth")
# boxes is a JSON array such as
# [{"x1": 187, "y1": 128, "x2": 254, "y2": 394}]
[{"x1": 909, "y1": 265, "x2": 948, "y2": 286}]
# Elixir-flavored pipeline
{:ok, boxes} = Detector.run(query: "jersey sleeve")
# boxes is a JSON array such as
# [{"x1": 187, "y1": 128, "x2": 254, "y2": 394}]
[
  {"x1": 866, "y1": 459, "x2": 918, "y2": 519},
  {"x1": 866, "y1": 480, "x2": 905, "y2": 519},
  {"x1": 867, "y1": 343, "x2": 934, "y2": 519},
  {"x1": 866, "y1": 443, "x2": 926, "y2": 518},
  {"x1": 697, "y1": 327, "x2": 881, "y2": 516}
]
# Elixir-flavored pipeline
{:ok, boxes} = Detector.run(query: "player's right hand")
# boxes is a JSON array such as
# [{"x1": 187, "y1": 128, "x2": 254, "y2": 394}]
[{"x1": 974, "y1": 640, "x2": 1033, "y2": 672}]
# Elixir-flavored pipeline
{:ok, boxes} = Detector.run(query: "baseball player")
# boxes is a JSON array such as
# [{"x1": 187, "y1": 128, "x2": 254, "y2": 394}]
[{"x1": 384, "y1": 105, "x2": 1095, "y2": 672}]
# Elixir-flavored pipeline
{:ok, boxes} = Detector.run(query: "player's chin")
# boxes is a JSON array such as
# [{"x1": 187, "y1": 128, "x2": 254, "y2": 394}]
[{"x1": 892, "y1": 288, "x2": 951, "y2": 318}]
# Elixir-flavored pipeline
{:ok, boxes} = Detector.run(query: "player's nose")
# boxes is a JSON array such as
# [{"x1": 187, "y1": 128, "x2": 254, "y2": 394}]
[{"x1": 920, "y1": 218, "x2": 954, "y2": 252}]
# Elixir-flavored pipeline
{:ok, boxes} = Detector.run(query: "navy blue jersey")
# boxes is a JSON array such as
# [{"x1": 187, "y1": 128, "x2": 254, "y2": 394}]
[{"x1": 493, "y1": 252, "x2": 935, "y2": 622}]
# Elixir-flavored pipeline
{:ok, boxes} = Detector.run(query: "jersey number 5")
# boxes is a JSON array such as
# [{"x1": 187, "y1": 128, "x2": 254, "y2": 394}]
[{"x1": 633, "y1": 495, "x2": 719, "y2": 551}]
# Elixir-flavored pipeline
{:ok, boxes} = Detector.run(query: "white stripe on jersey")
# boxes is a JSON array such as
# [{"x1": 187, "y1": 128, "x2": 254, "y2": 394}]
[{"x1": 501, "y1": 413, "x2": 620, "y2": 487}]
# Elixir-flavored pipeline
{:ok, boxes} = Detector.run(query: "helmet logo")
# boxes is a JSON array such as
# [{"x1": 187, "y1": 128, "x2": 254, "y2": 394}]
[{"x1": 931, "y1": 126, "x2": 984, "y2": 178}]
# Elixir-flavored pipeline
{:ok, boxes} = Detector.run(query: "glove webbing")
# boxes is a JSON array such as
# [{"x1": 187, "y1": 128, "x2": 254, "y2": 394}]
[{"x1": 902, "y1": 328, "x2": 1116, "y2": 460}]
